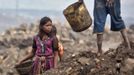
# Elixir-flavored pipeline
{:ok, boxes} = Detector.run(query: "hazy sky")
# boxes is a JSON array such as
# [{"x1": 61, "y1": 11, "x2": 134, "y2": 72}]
[
  {"x1": 0, "y1": 0, "x2": 134, "y2": 10},
  {"x1": 0, "y1": 0, "x2": 133, "y2": 18},
  {"x1": 0, "y1": 0, "x2": 133, "y2": 10},
  {"x1": 0, "y1": 0, "x2": 133, "y2": 13},
  {"x1": 0, "y1": 0, "x2": 92, "y2": 10}
]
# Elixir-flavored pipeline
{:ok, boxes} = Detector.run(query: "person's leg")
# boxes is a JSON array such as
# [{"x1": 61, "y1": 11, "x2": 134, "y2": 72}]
[
  {"x1": 94, "y1": 0, "x2": 107, "y2": 54},
  {"x1": 97, "y1": 34, "x2": 103, "y2": 54},
  {"x1": 109, "y1": 0, "x2": 131, "y2": 49},
  {"x1": 120, "y1": 29, "x2": 131, "y2": 49}
]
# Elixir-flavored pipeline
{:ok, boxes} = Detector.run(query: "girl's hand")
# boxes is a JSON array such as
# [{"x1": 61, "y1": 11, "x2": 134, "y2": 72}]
[
  {"x1": 106, "y1": 0, "x2": 114, "y2": 7},
  {"x1": 15, "y1": 61, "x2": 22, "y2": 67},
  {"x1": 41, "y1": 56, "x2": 46, "y2": 61},
  {"x1": 54, "y1": 64, "x2": 58, "y2": 69},
  {"x1": 54, "y1": 51, "x2": 58, "y2": 69}
]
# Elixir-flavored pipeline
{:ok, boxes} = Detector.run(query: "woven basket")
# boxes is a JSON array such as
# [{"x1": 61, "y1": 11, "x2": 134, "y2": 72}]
[{"x1": 15, "y1": 60, "x2": 33, "y2": 75}]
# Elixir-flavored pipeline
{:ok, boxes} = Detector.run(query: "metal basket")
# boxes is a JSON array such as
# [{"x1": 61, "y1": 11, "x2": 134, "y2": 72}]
[{"x1": 63, "y1": 1, "x2": 92, "y2": 32}]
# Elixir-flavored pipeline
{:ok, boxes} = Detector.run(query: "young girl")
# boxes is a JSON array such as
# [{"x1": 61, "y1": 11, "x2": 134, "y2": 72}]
[
  {"x1": 16, "y1": 17, "x2": 58, "y2": 75},
  {"x1": 51, "y1": 25, "x2": 64, "y2": 61}
]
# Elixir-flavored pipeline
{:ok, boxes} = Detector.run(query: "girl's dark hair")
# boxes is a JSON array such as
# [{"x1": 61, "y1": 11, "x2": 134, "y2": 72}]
[
  {"x1": 51, "y1": 25, "x2": 57, "y2": 36},
  {"x1": 39, "y1": 16, "x2": 52, "y2": 27}
]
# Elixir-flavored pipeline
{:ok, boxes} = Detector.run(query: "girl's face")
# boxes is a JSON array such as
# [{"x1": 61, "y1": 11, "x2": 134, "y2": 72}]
[{"x1": 42, "y1": 21, "x2": 52, "y2": 33}]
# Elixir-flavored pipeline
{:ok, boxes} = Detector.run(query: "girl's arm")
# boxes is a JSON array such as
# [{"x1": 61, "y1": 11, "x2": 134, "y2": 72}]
[
  {"x1": 52, "y1": 36, "x2": 59, "y2": 68},
  {"x1": 16, "y1": 48, "x2": 35, "y2": 65},
  {"x1": 16, "y1": 39, "x2": 36, "y2": 66},
  {"x1": 54, "y1": 50, "x2": 58, "y2": 68}
]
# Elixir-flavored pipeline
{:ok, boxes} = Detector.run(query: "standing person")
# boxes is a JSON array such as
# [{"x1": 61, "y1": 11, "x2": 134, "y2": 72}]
[
  {"x1": 16, "y1": 16, "x2": 59, "y2": 75},
  {"x1": 78, "y1": 0, "x2": 131, "y2": 55}
]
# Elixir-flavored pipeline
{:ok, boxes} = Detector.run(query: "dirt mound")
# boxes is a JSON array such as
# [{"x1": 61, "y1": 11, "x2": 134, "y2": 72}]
[{"x1": 43, "y1": 42, "x2": 134, "y2": 75}]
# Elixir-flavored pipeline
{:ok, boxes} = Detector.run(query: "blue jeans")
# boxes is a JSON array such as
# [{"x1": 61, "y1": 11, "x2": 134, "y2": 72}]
[{"x1": 93, "y1": 0, "x2": 125, "y2": 33}]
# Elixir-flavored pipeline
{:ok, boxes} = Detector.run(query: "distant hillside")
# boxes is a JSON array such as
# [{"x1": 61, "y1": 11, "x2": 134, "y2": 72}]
[
  {"x1": 0, "y1": 9, "x2": 63, "y2": 32},
  {"x1": 0, "y1": 8, "x2": 134, "y2": 32}
]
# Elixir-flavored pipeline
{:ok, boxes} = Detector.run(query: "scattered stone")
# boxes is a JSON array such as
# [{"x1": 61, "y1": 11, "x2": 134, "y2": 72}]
[{"x1": 77, "y1": 57, "x2": 90, "y2": 65}]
